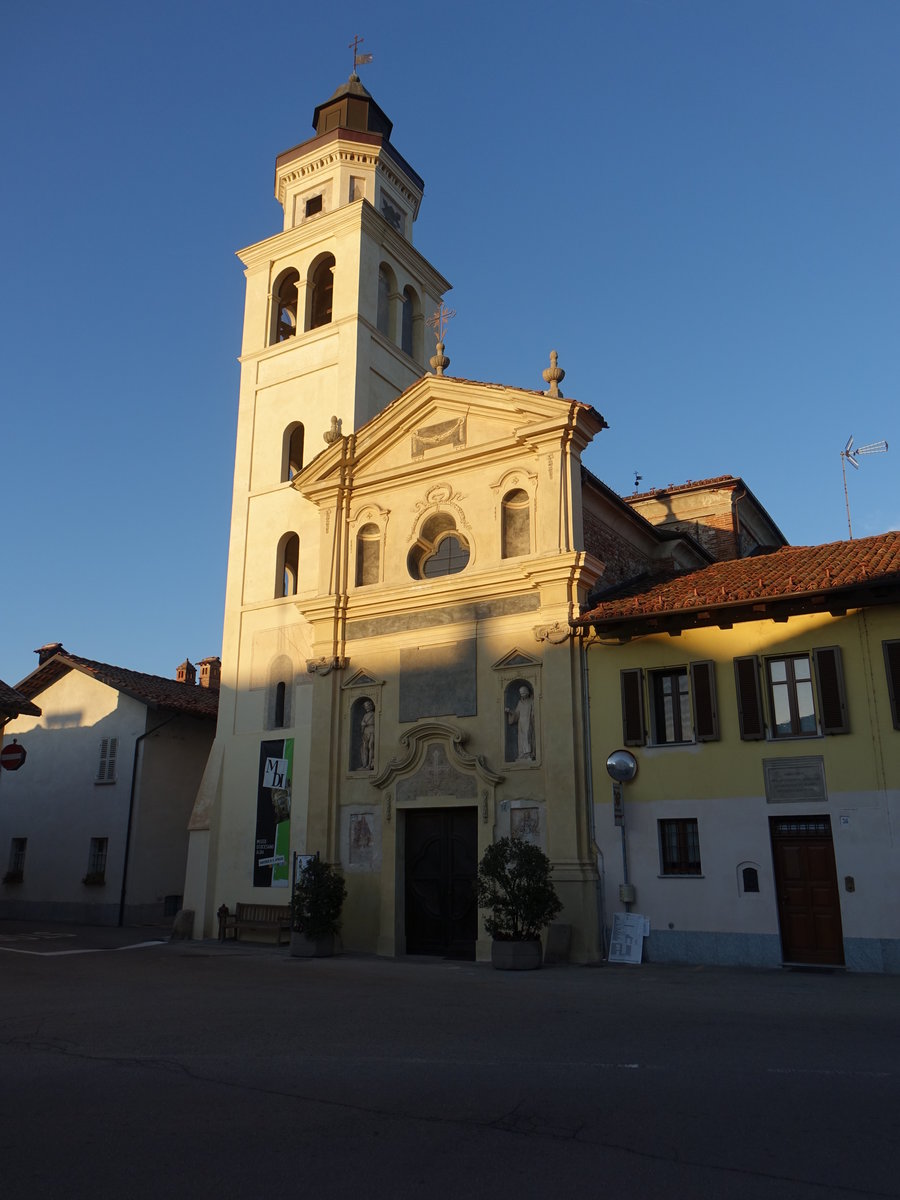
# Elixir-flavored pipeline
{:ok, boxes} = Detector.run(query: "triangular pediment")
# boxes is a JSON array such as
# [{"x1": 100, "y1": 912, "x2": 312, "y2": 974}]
[
  {"x1": 295, "y1": 375, "x2": 605, "y2": 499},
  {"x1": 492, "y1": 649, "x2": 541, "y2": 671},
  {"x1": 342, "y1": 668, "x2": 382, "y2": 690}
]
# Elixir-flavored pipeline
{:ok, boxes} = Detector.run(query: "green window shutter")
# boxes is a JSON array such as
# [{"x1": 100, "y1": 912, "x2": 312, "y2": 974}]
[
  {"x1": 813, "y1": 646, "x2": 849, "y2": 734},
  {"x1": 620, "y1": 669, "x2": 645, "y2": 747},
  {"x1": 733, "y1": 656, "x2": 764, "y2": 740},
  {"x1": 884, "y1": 641, "x2": 900, "y2": 730},
  {"x1": 690, "y1": 660, "x2": 719, "y2": 741}
]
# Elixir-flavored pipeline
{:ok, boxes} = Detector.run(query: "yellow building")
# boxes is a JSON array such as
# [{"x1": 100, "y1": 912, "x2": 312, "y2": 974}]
[{"x1": 577, "y1": 533, "x2": 900, "y2": 972}]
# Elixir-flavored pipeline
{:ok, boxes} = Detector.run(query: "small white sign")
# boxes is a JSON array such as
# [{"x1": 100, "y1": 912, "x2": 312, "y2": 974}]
[
  {"x1": 258, "y1": 855, "x2": 285, "y2": 868},
  {"x1": 608, "y1": 912, "x2": 647, "y2": 965},
  {"x1": 263, "y1": 757, "x2": 288, "y2": 789}
]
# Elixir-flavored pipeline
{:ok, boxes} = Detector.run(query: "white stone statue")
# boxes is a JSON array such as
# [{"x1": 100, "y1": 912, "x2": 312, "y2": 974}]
[
  {"x1": 506, "y1": 684, "x2": 535, "y2": 760},
  {"x1": 360, "y1": 699, "x2": 376, "y2": 769}
]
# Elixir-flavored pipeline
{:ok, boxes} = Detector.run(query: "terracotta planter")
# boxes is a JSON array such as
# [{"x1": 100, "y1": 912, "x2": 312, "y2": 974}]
[
  {"x1": 289, "y1": 931, "x2": 335, "y2": 958},
  {"x1": 491, "y1": 939, "x2": 542, "y2": 970}
]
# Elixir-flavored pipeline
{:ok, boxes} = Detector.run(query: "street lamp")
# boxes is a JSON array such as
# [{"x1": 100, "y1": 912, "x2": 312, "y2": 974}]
[{"x1": 606, "y1": 750, "x2": 638, "y2": 910}]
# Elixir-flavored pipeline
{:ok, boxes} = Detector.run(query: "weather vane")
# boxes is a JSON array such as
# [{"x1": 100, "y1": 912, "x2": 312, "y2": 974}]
[
  {"x1": 349, "y1": 35, "x2": 373, "y2": 74},
  {"x1": 426, "y1": 303, "x2": 456, "y2": 345}
]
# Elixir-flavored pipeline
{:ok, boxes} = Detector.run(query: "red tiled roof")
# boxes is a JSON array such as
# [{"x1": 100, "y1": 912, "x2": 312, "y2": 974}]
[
  {"x1": 0, "y1": 678, "x2": 41, "y2": 718},
  {"x1": 576, "y1": 531, "x2": 900, "y2": 629},
  {"x1": 17, "y1": 652, "x2": 218, "y2": 719}
]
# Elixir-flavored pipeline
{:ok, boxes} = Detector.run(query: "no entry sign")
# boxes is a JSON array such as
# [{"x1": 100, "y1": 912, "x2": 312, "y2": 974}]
[{"x1": 0, "y1": 741, "x2": 27, "y2": 771}]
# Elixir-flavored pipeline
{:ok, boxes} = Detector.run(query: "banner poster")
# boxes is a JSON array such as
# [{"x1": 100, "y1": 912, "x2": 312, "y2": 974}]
[{"x1": 254, "y1": 738, "x2": 293, "y2": 888}]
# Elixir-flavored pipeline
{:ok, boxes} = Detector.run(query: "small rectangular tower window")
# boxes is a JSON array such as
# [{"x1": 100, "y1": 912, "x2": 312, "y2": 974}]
[{"x1": 305, "y1": 194, "x2": 323, "y2": 217}]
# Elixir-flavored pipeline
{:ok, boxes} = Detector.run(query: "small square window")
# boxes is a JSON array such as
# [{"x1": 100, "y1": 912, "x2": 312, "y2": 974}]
[
  {"x1": 659, "y1": 819, "x2": 701, "y2": 876},
  {"x1": 305, "y1": 194, "x2": 323, "y2": 217}
]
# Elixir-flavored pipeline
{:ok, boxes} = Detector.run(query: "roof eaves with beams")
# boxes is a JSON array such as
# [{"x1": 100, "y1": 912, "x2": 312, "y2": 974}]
[{"x1": 573, "y1": 531, "x2": 900, "y2": 638}]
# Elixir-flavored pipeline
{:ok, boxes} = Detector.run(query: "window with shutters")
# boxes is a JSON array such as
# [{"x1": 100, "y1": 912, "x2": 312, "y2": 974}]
[
  {"x1": 734, "y1": 647, "x2": 849, "y2": 740},
  {"x1": 620, "y1": 661, "x2": 718, "y2": 747},
  {"x1": 659, "y1": 819, "x2": 701, "y2": 876},
  {"x1": 96, "y1": 737, "x2": 118, "y2": 783},
  {"x1": 649, "y1": 668, "x2": 691, "y2": 744},
  {"x1": 884, "y1": 641, "x2": 900, "y2": 730}
]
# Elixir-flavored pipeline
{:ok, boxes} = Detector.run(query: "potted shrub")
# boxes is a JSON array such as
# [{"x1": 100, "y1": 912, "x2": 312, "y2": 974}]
[
  {"x1": 476, "y1": 836, "x2": 562, "y2": 970},
  {"x1": 290, "y1": 858, "x2": 347, "y2": 958}
]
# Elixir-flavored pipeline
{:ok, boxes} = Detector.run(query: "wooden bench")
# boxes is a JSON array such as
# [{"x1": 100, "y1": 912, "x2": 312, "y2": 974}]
[{"x1": 217, "y1": 902, "x2": 292, "y2": 945}]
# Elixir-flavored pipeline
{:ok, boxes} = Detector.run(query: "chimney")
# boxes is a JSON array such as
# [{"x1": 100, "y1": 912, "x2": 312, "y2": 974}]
[
  {"x1": 35, "y1": 643, "x2": 64, "y2": 665},
  {"x1": 176, "y1": 659, "x2": 196, "y2": 685},
  {"x1": 198, "y1": 656, "x2": 221, "y2": 690}
]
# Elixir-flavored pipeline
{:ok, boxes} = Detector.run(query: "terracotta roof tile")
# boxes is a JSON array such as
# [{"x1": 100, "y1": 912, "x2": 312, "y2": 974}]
[
  {"x1": 577, "y1": 531, "x2": 900, "y2": 626},
  {"x1": 17, "y1": 653, "x2": 218, "y2": 719},
  {"x1": 0, "y1": 678, "x2": 41, "y2": 718}
]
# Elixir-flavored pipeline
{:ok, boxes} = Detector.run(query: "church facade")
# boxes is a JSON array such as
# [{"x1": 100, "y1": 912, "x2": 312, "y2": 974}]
[{"x1": 183, "y1": 75, "x2": 724, "y2": 960}]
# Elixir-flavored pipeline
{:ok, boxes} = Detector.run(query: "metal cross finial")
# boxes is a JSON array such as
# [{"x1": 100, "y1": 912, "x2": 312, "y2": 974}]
[
  {"x1": 349, "y1": 35, "x2": 373, "y2": 73},
  {"x1": 426, "y1": 303, "x2": 456, "y2": 346}
]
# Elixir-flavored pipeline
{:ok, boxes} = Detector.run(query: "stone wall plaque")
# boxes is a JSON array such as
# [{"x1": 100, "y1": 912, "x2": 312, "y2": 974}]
[
  {"x1": 399, "y1": 640, "x2": 476, "y2": 722},
  {"x1": 763, "y1": 756, "x2": 827, "y2": 804}
]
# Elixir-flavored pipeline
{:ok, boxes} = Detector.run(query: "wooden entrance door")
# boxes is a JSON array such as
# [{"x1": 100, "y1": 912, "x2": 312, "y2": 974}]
[
  {"x1": 770, "y1": 816, "x2": 844, "y2": 966},
  {"x1": 404, "y1": 807, "x2": 477, "y2": 959}
]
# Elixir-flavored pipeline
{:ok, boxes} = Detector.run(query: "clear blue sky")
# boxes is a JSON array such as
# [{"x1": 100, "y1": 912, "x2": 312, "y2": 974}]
[{"x1": 3, "y1": 0, "x2": 898, "y2": 686}]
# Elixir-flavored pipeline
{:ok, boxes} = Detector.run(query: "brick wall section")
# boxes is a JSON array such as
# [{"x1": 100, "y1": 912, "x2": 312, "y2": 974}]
[
  {"x1": 677, "y1": 514, "x2": 738, "y2": 562},
  {"x1": 583, "y1": 509, "x2": 656, "y2": 587}
]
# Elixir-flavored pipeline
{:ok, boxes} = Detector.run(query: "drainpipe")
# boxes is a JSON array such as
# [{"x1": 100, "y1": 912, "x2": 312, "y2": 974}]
[
  {"x1": 579, "y1": 631, "x2": 607, "y2": 960},
  {"x1": 118, "y1": 713, "x2": 178, "y2": 927},
  {"x1": 731, "y1": 485, "x2": 748, "y2": 556}
]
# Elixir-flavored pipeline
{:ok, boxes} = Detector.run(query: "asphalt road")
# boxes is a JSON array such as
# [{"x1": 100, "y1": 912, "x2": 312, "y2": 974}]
[{"x1": 1, "y1": 922, "x2": 898, "y2": 1199}]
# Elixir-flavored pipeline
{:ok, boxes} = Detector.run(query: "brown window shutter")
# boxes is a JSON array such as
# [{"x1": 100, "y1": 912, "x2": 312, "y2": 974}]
[
  {"x1": 620, "y1": 669, "x2": 645, "y2": 746},
  {"x1": 813, "y1": 646, "x2": 849, "y2": 734},
  {"x1": 690, "y1": 660, "x2": 719, "y2": 741},
  {"x1": 884, "y1": 641, "x2": 900, "y2": 730},
  {"x1": 733, "y1": 656, "x2": 764, "y2": 740}
]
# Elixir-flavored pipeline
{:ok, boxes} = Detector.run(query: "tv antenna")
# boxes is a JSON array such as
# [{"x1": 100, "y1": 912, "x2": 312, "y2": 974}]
[{"x1": 840, "y1": 435, "x2": 888, "y2": 539}]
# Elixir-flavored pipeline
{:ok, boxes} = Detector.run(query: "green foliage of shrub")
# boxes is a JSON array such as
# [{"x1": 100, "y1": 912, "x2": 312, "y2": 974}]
[
  {"x1": 477, "y1": 837, "x2": 562, "y2": 941},
  {"x1": 291, "y1": 858, "x2": 347, "y2": 940}
]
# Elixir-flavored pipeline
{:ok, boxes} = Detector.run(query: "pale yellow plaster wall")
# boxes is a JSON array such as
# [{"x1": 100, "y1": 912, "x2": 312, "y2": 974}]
[{"x1": 587, "y1": 605, "x2": 900, "y2": 952}]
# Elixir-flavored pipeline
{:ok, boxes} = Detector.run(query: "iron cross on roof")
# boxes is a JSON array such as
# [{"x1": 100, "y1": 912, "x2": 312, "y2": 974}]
[
  {"x1": 426, "y1": 303, "x2": 456, "y2": 346},
  {"x1": 349, "y1": 35, "x2": 373, "y2": 72}
]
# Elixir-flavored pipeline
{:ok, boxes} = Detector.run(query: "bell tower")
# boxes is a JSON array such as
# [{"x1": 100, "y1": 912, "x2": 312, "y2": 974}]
[
  {"x1": 237, "y1": 73, "x2": 451, "y2": 439},
  {"x1": 182, "y1": 77, "x2": 452, "y2": 936}
]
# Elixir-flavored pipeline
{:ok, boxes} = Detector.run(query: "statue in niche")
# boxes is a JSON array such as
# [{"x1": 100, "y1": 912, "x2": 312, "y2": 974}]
[
  {"x1": 359, "y1": 698, "x2": 376, "y2": 770},
  {"x1": 505, "y1": 681, "x2": 535, "y2": 762}
]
